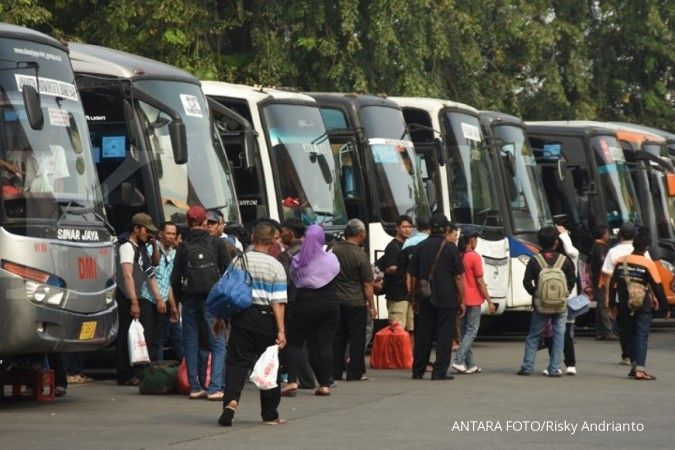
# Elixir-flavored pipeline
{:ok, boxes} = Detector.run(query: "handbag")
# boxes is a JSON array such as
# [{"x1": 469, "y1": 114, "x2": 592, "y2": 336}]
[
  {"x1": 414, "y1": 241, "x2": 447, "y2": 303},
  {"x1": 206, "y1": 254, "x2": 253, "y2": 319},
  {"x1": 567, "y1": 294, "x2": 590, "y2": 319}
]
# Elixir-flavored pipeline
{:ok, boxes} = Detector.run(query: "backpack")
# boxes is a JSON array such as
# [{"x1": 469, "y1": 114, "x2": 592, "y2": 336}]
[
  {"x1": 206, "y1": 255, "x2": 253, "y2": 319},
  {"x1": 533, "y1": 253, "x2": 569, "y2": 314},
  {"x1": 621, "y1": 260, "x2": 647, "y2": 313},
  {"x1": 181, "y1": 234, "x2": 221, "y2": 296}
]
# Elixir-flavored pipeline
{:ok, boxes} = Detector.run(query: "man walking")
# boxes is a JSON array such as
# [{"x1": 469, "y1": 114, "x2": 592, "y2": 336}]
[
  {"x1": 518, "y1": 226, "x2": 576, "y2": 377},
  {"x1": 378, "y1": 215, "x2": 413, "y2": 330},
  {"x1": 331, "y1": 219, "x2": 376, "y2": 382},
  {"x1": 589, "y1": 225, "x2": 614, "y2": 340},
  {"x1": 172, "y1": 205, "x2": 231, "y2": 400},
  {"x1": 408, "y1": 214, "x2": 465, "y2": 380}
]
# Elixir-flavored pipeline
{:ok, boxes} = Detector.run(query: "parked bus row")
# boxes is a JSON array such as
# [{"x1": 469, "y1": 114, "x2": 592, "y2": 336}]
[{"x1": 1, "y1": 23, "x2": 674, "y2": 362}]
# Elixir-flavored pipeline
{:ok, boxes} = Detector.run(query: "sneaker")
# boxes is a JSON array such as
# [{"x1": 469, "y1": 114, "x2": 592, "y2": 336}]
[
  {"x1": 55, "y1": 386, "x2": 67, "y2": 397},
  {"x1": 465, "y1": 366, "x2": 481, "y2": 374},
  {"x1": 547, "y1": 369, "x2": 563, "y2": 377},
  {"x1": 566, "y1": 366, "x2": 577, "y2": 376},
  {"x1": 541, "y1": 369, "x2": 549, "y2": 376},
  {"x1": 620, "y1": 357, "x2": 631, "y2": 366},
  {"x1": 516, "y1": 368, "x2": 531, "y2": 376},
  {"x1": 189, "y1": 390, "x2": 207, "y2": 399},
  {"x1": 451, "y1": 363, "x2": 467, "y2": 373}
]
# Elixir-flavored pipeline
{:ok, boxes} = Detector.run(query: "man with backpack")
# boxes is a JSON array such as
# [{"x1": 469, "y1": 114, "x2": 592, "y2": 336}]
[
  {"x1": 171, "y1": 205, "x2": 231, "y2": 400},
  {"x1": 518, "y1": 226, "x2": 576, "y2": 377}
]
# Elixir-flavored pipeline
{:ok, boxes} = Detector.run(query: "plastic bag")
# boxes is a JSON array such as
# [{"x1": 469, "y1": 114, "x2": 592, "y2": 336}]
[
  {"x1": 128, "y1": 319, "x2": 150, "y2": 366},
  {"x1": 249, "y1": 345, "x2": 279, "y2": 390},
  {"x1": 370, "y1": 323, "x2": 412, "y2": 369},
  {"x1": 177, "y1": 355, "x2": 212, "y2": 395}
]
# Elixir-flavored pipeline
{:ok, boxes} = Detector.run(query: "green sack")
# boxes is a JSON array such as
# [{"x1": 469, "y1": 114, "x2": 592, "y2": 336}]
[{"x1": 139, "y1": 360, "x2": 179, "y2": 395}]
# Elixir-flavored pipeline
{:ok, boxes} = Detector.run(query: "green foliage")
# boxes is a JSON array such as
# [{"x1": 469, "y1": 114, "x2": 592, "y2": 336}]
[{"x1": 2, "y1": 0, "x2": 671, "y2": 131}]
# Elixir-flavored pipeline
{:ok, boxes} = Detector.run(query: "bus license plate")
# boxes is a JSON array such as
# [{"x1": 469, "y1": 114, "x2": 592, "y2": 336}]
[{"x1": 79, "y1": 321, "x2": 97, "y2": 340}]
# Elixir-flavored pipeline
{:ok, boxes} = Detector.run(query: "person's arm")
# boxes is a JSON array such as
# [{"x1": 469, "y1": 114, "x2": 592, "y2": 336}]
[
  {"x1": 168, "y1": 287, "x2": 179, "y2": 322},
  {"x1": 522, "y1": 259, "x2": 537, "y2": 297},
  {"x1": 363, "y1": 281, "x2": 376, "y2": 319},
  {"x1": 455, "y1": 274, "x2": 466, "y2": 318},
  {"x1": 272, "y1": 302, "x2": 286, "y2": 349},
  {"x1": 149, "y1": 241, "x2": 160, "y2": 266},
  {"x1": 170, "y1": 247, "x2": 184, "y2": 303},
  {"x1": 217, "y1": 239, "x2": 232, "y2": 274},
  {"x1": 121, "y1": 262, "x2": 140, "y2": 319},
  {"x1": 147, "y1": 277, "x2": 166, "y2": 314},
  {"x1": 607, "y1": 268, "x2": 619, "y2": 319},
  {"x1": 563, "y1": 258, "x2": 576, "y2": 292}
]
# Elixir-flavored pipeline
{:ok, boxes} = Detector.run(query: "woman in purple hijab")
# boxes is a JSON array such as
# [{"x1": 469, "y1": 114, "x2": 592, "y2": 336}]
[{"x1": 282, "y1": 225, "x2": 341, "y2": 396}]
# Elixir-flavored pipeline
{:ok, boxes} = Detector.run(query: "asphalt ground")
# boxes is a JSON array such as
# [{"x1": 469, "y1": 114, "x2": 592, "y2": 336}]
[{"x1": 1, "y1": 323, "x2": 674, "y2": 450}]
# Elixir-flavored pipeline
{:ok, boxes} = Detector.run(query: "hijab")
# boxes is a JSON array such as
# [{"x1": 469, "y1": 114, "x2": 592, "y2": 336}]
[{"x1": 290, "y1": 224, "x2": 340, "y2": 289}]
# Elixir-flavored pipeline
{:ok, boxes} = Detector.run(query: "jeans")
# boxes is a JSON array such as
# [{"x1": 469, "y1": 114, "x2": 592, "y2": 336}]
[
  {"x1": 454, "y1": 306, "x2": 481, "y2": 367},
  {"x1": 521, "y1": 309, "x2": 567, "y2": 373},
  {"x1": 155, "y1": 314, "x2": 184, "y2": 362},
  {"x1": 626, "y1": 310, "x2": 652, "y2": 371},
  {"x1": 182, "y1": 297, "x2": 226, "y2": 394}
]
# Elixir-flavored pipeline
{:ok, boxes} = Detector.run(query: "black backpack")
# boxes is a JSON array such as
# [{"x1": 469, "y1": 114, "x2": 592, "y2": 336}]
[{"x1": 181, "y1": 234, "x2": 221, "y2": 296}]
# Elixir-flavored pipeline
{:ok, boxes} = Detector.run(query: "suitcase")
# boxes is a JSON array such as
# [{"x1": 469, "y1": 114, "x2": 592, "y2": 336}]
[{"x1": 370, "y1": 323, "x2": 413, "y2": 369}]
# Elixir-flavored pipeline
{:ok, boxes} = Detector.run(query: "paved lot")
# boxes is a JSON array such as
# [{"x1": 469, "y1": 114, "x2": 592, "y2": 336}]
[{"x1": 2, "y1": 323, "x2": 674, "y2": 450}]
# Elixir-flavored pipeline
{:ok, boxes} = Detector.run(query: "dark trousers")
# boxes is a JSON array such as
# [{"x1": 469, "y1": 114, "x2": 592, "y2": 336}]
[
  {"x1": 547, "y1": 322, "x2": 576, "y2": 367},
  {"x1": 413, "y1": 302, "x2": 457, "y2": 378},
  {"x1": 593, "y1": 287, "x2": 613, "y2": 338},
  {"x1": 287, "y1": 297, "x2": 339, "y2": 388},
  {"x1": 616, "y1": 310, "x2": 632, "y2": 360},
  {"x1": 332, "y1": 304, "x2": 367, "y2": 380},
  {"x1": 116, "y1": 295, "x2": 158, "y2": 382},
  {"x1": 63, "y1": 352, "x2": 88, "y2": 376},
  {"x1": 223, "y1": 325, "x2": 280, "y2": 422},
  {"x1": 48, "y1": 353, "x2": 67, "y2": 388}
]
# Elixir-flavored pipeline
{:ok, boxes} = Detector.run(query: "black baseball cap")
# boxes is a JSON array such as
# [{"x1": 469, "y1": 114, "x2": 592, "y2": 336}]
[
  {"x1": 461, "y1": 225, "x2": 481, "y2": 238},
  {"x1": 430, "y1": 213, "x2": 449, "y2": 230}
]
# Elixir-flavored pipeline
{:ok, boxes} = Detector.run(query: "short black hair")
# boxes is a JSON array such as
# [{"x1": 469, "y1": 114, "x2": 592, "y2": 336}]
[
  {"x1": 253, "y1": 217, "x2": 283, "y2": 232},
  {"x1": 160, "y1": 221, "x2": 176, "y2": 232},
  {"x1": 282, "y1": 218, "x2": 306, "y2": 238},
  {"x1": 396, "y1": 215, "x2": 413, "y2": 227},
  {"x1": 448, "y1": 222, "x2": 459, "y2": 232},
  {"x1": 416, "y1": 215, "x2": 431, "y2": 230},
  {"x1": 619, "y1": 221, "x2": 637, "y2": 240},
  {"x1": 592, "y1": 225, "x2": 608, "y2": 240},
  {"x1": 537, "y1": 225, "x2": 560, "y2": 250},
  {"x1": 633, "y1": 230, "x2": 651, "y2": 254}
]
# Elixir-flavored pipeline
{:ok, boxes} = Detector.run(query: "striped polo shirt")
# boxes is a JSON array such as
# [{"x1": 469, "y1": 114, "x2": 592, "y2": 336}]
[{"x1": 244, "y1": 250, "x2": 288, "y2": 305}]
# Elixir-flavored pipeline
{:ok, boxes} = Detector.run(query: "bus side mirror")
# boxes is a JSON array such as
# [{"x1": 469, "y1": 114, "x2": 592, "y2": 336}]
[
  {"x1": 435, "y1": 137, "x2": 447, "y2": 166},
  {"x1": 317, "y1": 154, "x2": 333, "y2": 184},
  {"x1": 169, "y1": 120, "x2": 188, "y2": 164},
  {"x1": 557, "y1": 158, "x2": 567, "y2": 181},
  {"x1": 22, "y1": 85, "x2": 44, "y2": 130},
  {"x1": 667, "y1": 172, "x2": 675, "y2": 197},
  {"x1": 242, "y1": 128, "x2": 257, "y2": 169}
]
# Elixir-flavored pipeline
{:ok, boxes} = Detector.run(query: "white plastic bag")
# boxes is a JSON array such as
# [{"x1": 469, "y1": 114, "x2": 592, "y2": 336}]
[
  {"x1": 249, "y1": 345, "x2": 279, "y2": 390},
  {"x1": 128, "y1": 318, "x2": 150, "y2": 366}
]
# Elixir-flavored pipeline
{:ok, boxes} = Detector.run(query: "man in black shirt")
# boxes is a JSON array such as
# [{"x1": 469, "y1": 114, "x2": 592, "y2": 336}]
[
  {"x1": 589, "y1": 225, "x2": 615, "y2": 340},
  {"x1": 408, "y1": 214, "x2": 465, "y2": 380},
  {"x1": 378, "y1": 215, "x2": 413, "y2": 330}
]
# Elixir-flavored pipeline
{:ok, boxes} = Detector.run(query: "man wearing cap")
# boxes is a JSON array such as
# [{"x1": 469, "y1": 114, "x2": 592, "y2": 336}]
[
  {"x1": 172, "y1": 205, "x2": 232, "y2": 400},
  {"x1": 452, "y1": 226, "x2": 495, "y2": 374},
  {"x1": 115, "y1": 212, "x2": 164, "y2": 386},
  {"x1": 601, "y1": 221, "x2": 651, "y2": 365},
  {"x1": 408, "y1": 214, "x2": 465, "y2": 380},
  {"x1": 206, "y1": 208, "x2": 244, "y2": 253}
]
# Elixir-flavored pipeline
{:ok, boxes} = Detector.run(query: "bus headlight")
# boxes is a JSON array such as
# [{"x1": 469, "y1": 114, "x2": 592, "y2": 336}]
[
  {"x1": 24, "y1": 281, "x2": 65, "y2": 306},
  {"x1": 659, "y1": 260, "x2": 675, "y2": 274}
]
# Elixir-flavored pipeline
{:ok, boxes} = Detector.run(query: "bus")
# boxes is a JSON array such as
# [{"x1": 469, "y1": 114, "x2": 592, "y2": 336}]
[
  {"x1": 0, "y1": 24, "x2": 116, "y2": 357},
  {"x1": 390, "y1": 97, "x2": 509, "y2": 315},
  {"x1": 307, "y1": 94, "x2": 431, "y2": 319},
  {"x1": 68, "y1": 44, "x2": 241, "y2": 233},
  {"x1": 479, "y1": 111, "x2": 554, "y2": 310},
  {"x1": 200, "y1": 82, "x2": 348, "y2": 237}
]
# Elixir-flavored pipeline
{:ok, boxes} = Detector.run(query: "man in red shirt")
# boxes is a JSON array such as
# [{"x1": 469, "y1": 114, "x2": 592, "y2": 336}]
[{"x1": 452, "y1": 226, "x2": 495, "y2": 374}]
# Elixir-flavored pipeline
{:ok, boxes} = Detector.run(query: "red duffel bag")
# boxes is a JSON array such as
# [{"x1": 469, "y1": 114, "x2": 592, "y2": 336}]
[
  {"x1": 177, "y1": 355, "x2": 211, "y2": 395},
  {"x1": 370, "y1": 323, "x2": 412, "y2": 369}
]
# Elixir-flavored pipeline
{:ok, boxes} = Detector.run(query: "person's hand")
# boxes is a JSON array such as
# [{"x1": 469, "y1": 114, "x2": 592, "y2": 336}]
[
  {"x1": 556, "y1": 225, "x2": 568, "y2": 234},
  {"x1": 608, "y1": 306, "x2": 618, "y2": 320},
  {"x1": 156, "y1": 298, "x2": 167, "y2": 314},
  {"x1": 130, "y1": 301, "x2": 141, "y2": 319},
  {"x1": 276, "y1": 331, "x2": 286, "y2": 349},
  {"x1": 487, "y1": 301, "x2": 496, "y2": 315},
  {"x1": 170, "y1": 305, "x2": 180, "y2": 323},
  {"x1": 369, "y1": 305, "x2": 377, "y2": 320},
  {"x1": 458, "y1": 302, "x2": 466, "y2": 319},
  {"x1": 213, "y1": 319, "x2": 225, "y2": 336},
  {"x1": 1, "y1": 160, "x2": 23, "y2": 176}
]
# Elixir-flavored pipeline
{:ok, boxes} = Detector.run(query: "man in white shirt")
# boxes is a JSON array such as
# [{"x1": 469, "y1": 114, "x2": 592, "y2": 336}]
[{"x1": 7, "y1": 144, "x2": 70, "y2": 192}]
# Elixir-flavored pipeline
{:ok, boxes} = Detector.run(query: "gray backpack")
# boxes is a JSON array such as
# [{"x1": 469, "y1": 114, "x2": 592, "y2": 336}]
[{"x1": 533, "y1": 254, "x2": 569, "y2": 314}]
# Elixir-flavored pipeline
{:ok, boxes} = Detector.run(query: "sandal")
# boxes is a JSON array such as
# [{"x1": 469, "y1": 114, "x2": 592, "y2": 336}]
[
  {"x1": 315, "y1": 388, "x2": 330, "y2": 396},
  {"x1": 262, "y1": 418, "x2": 287, "y2": 426},
  {"x1": 218, "y1": 401, "x2": 237, "y2": 427},
  {"x1": 634, "y1": 372, "x2": 656, "y2": 381},
  {"x1": 280, "y1": 388, "x2": 297, "y2": 397},
  {"x1": 207, "y1": 391, "x2": 224, "y2": 401}
]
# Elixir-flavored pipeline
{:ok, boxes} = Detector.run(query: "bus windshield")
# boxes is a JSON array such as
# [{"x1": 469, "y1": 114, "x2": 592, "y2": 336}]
[
  {"x1": 0, "y1": 39, "x2": 104, "y2": 221},
  {"x1": 134, "y1": 80, "x2": 240, "y2": 224},
  {"x1": 443, "y1": 111, "x2": 501, "y2": 227},
  {"x1": 592, "y1": 136, "x2": 641, "y2": 229},
  {"x1": 495, "y1": 124, "x2": 552, "y2": 232},
  {"x1": 263, "y1": 103, "x2": 347, "y2": 226},
  {"x1": 361, "y1": 105, "x2": 430, "y2": 224}
]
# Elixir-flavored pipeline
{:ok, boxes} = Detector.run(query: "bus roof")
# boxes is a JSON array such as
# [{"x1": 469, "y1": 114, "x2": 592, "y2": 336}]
[
  {"x1": 0, "y1": 22, "x2": 67, "y2": 52},
  {"x1": 609, "y1": 122, "x2": 675, "y2": 142},
  {"x1": 390, "y1": 97, "x2": 479, "y2": 116},
  {"x1": 307, "y1": 92, "x2": 402, "y2": 110},
  {"x1": 68, "y1": 42, "x2": 199, "y2": 85},
  {"x1": 525, "y1": 120, "x2": 619, "y2": 137},
  {"x1": 479, "y1": 110, "x2": 524, "y2": 127},
  {"x1": 201, "y1": 81, "x2": 317, "y2": 105}
]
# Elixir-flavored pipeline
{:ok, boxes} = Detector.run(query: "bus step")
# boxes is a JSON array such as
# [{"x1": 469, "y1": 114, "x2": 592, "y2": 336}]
[{"x1": 0, "y1": 369, "x2": 55, "y2": 401}]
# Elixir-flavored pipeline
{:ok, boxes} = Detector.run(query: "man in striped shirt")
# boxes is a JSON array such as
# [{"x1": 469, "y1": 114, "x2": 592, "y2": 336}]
[{"x1": 219, "y1": 221, "x2": 288, "y2": 427}]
